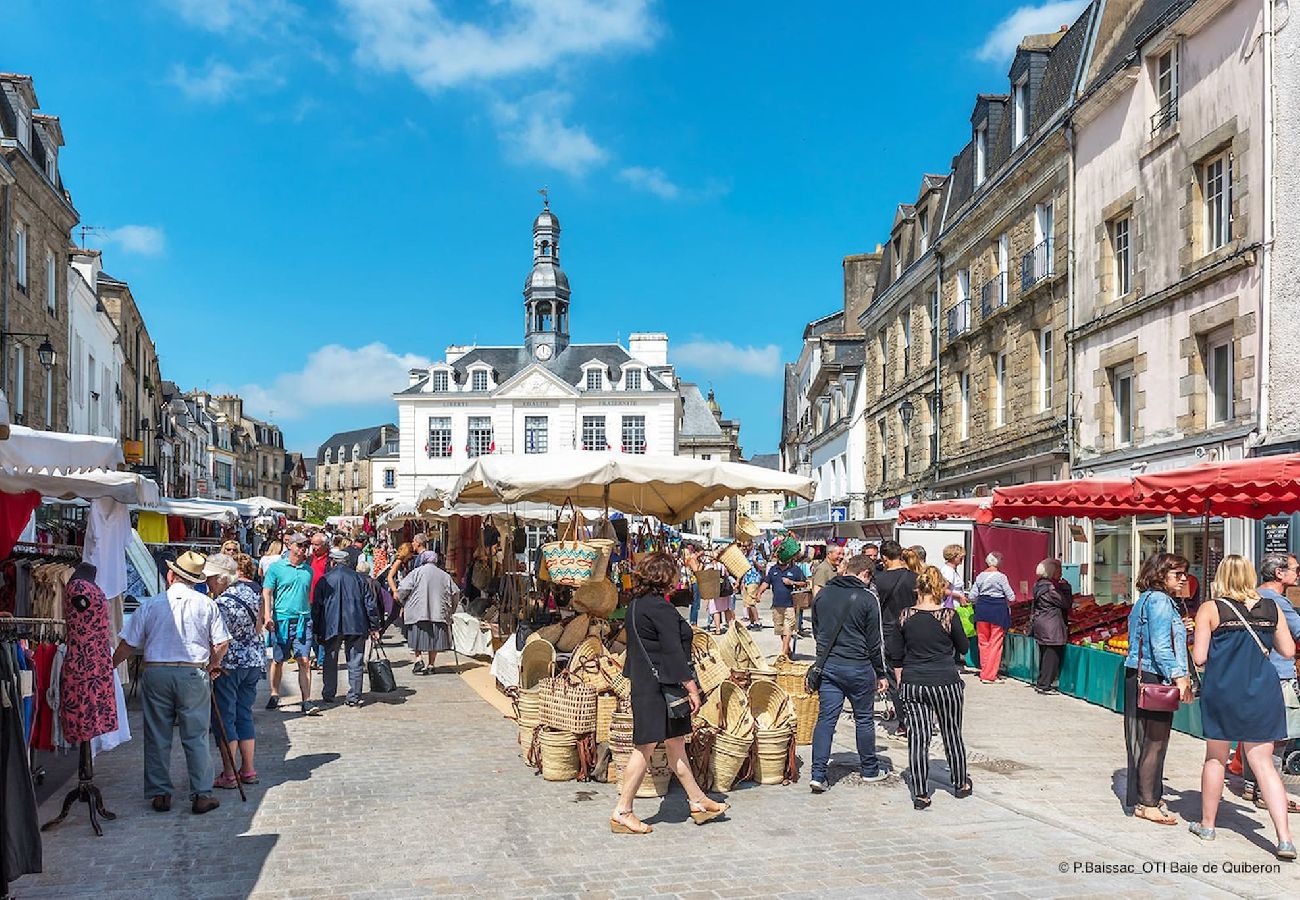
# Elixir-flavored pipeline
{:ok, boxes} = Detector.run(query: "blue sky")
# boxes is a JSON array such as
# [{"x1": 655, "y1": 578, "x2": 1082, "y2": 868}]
[{"x1": 2, "y1": 0, "x2": 1087, "y2": 457}]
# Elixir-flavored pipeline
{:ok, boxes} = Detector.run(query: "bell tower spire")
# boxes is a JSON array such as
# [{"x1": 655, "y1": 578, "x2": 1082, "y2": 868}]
[{"x1": 523, "y1": 193, "x2": 571, "y2": 360}]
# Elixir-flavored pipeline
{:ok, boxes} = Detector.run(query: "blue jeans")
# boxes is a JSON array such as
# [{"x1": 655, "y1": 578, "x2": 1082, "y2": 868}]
[
  {"x1": 212, "y1": 667, "x2": 261, "y2": 741},
  {"x1": 689, "y1": 584, "x2": 701, "y2": 626},
  {"x1": 811, "y1": 661, "x2": 880, "y2": 782}
]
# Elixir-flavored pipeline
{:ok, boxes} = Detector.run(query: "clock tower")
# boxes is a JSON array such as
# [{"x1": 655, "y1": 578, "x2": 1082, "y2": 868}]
[{"x1": 523, "y1": 195, "x2": 571, "y2": 360}]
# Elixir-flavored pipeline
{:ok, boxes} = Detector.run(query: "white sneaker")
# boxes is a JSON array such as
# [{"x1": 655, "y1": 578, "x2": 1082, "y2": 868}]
[
  {"x1": 809, "y1": 779, "x2": 828, "y2": 793},
  {"x1": 861, "y1": 771, "x2": 890, "y2": 784}
]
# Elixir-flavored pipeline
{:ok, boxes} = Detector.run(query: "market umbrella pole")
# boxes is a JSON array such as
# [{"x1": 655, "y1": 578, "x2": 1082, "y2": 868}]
[{"x1": 209, "y1": 689, "x2": 247, "y2": 802}]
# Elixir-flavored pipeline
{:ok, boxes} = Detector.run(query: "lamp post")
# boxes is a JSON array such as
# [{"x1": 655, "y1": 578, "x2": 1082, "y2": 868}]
[
  {"x1": 899, "y1": 398, "x2": 915, "y2": 478},
  {"x1": 1, "y1": 332, "x2": 57, "y2": 370}
]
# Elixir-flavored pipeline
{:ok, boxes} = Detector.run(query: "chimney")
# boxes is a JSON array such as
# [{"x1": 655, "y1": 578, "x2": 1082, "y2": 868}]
[
  {"x1": 842, "y1": 252, "x2": 881, "y2": 330},
  {"x1": 408, "y1": 368, "x2": 423, "y2": 386},
  {"x1": 628, "y1": 332, "x2": 669, "y2": 367}
]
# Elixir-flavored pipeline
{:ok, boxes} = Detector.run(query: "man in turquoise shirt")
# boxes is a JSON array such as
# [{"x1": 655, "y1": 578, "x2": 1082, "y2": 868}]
[{"x1": 261, "y1": 533, "x2": 318, "y2": 714}]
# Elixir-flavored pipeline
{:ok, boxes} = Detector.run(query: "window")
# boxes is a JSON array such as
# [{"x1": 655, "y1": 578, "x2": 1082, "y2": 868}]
[
  {"x1": 1152, "y1": 45, "x2": 1179, "y2": 132},
  {"x1": 700, "y1": 454, "x2": 712, "y2": 461},
  {"x1": 426, "y1": 417, "x2": 452, "y2": 458},
  {"x1": 1112, "y1": 216, "x2": 1132, "y2": 296},
  {"x1": 974, "y1": 124, "x2": 987, "y2": 185},
  {"x1": 432, "y1": 370, "x2": 449, "y2": 392},
  {"x1": 892, "y1": 236, "x2": 903, "y2": 280},
  {"x1": 998, "y1": 232, "x2": 1009, "y2": 302},
  {"x1": 324, "y1": 448, "x2": 332, "y2": 464},
  {"x1": 13, "y1": 345, "x2": 25, "y2": 421},
  {"x1": 625, "y1": 368, "x2": 642, "y2": 390},
  {"x1": 1013, "y1": 77, "x2": 1028, "y2": 146},
  {"x1": 994, "y1": 353, "x2": 1007, "y2": 427},
  {"x1": 878, "y1": 330, "x2": 888, "y2": 388},
  {"x1": 1202, "y1": 152, "x2": 1233, "y2": 252},
  {"x1": 621, "y1": 415, "x2": 647, "y2": 454},
  {"x1": 877, "y1": 418, "x2": 888, "y2": 482},
  {"x1": 901, "y1": 311, "x2": 911, "y2": 376},
  {"x1": 959, "y1": 371, "x2": 970, "y2": 442},
  {"x1": 949, "y1": 269, "x2": 971, "y2": 339},
  {"x1": 45, "y1": 250, "x2": 56, "y2": 313},
  {"x1": 1039, "y1": 330, "x2": 1053, "y2": 411},
  {"x1": 918, "y1": 208, "x2": 930, "y2": 253},
  {"x1": 772, "y1": 500, "x2": 782, "y2": 516},
  {"x1": 581, "y1": 415, "x2": 607, "y2": 451},
  {"x1": 749, "y1": 500, "x2": 760, "y2": 515},
  {"x1": 1207, "y1": 336, "x2": 1233, "y2": 424},
  {"x1": 1112, "y1": 367, "x2": 1134, "y2": 446},
  {"x1": 471, "y1": 369, "x2": 489, "y2": 392},
  {"x1": 383, "y1": 468, "x2": 396, "y2": 489},
  {"x1": 585, "y1": 368, "x2": 603, "y2": 391},
  {"x1": 467, "y1": 416, "x2": 493, "y2": 457},
  {"x1": 15, "y1": 224, "x2": 27, "y2": 290},
  {"x1": 524, "y1": 415, "x2": 548, "y2": 454}
]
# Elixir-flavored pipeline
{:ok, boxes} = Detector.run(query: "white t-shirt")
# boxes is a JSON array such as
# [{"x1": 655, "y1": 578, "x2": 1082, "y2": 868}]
[
  {"x1": 940, "y1": 563, "x2": 964, "y2": 593},
  {"x1": 121, "y1": 582, "x2": 231, "y2": 664}
]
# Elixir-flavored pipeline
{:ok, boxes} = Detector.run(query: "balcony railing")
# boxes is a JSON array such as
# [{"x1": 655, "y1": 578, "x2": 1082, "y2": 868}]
[
  {"x1": 1150, "y1": 96, "x2": 1178, "y2": 135},
  {"x1": 946, "y1": 299, "x2": 970, "y2": 340},
  {"x1": 980, "y1": 278, "x2": 1006, "y2": 319},
  {"x1": 1020, "y1": 239, "x2": 1054, "y2": 291}
]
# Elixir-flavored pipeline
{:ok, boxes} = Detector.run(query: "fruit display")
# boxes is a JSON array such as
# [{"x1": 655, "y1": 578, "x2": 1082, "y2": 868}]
[{"x1": 1011, "y1": 595, "x2": 1137, "y2": 654}]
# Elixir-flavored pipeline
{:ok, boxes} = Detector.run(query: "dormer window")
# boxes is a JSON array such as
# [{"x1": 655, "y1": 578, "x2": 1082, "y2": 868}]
[
  {"x1": 892, "y1": 236, "x2": 903, "y2": 280},
  {"x1": 432, "y1": 370, "x2": 449, "y2": 392},
  {"x1": 625, "y1": 368, "x2": 643, "y2": 391},
  {"x1": 975, "y1": 124, "x2": 988, "y2": 186},
  {"x1": 586, "y1": 368, "x2": 604, "y2": 391},
  {"x1": 1152, "y1": 44, "x2": 1180, "y2": 133},
  {"x1": 338, "y1": 445, "x2": 346, "y2": 463},
  {"x1": 352, "y1": 443, "x2": 361, "y2": 461},
  {"x1": 918, "y1": 208, "x2": 929, "y2": 253},
  {"x1": 471, "y1": 369, "x2": 489, "y2": 392},
  {"x1": 1012, "y1": 76, "x2": 1028, "y2": 147},
  {"x1": 324, "y1": 449, "x2": 332, "y2": 464}
]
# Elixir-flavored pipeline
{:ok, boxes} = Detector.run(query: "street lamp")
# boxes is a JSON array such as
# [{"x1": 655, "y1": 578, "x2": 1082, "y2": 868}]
[
  {"x1": 898, "y1": 397, "x2": 915, "y2": 426},
  {"x1": 1, "y1": 332, "x2": 57, "y2": 370}
]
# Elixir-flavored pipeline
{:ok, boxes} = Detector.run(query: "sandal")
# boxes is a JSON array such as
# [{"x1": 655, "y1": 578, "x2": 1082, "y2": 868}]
[
  {"x1": 688, "y1": 798, "x2": 729, "y2": 825},
  {"x1": 1255, "y1": 795, "x2": 1300, "y2": 814},
  {"x1": 213, "y1": 773, "x2": 239, "y2": 790},
  {"x1": 610, "y1": 809, "x2": 652, "y2": 834},
  {"x1": 1135, "y1": 804, "x2": 1178, "y2": 825},
  {"x1": 913, "y1": 795, "x2": 932, "y2": 810},
  {"x1": 239, "y1": 771, "x2": 260, "y2": 785},
  {"x1": 955, "y1": 778, "x2": 973, "y2": 799}
]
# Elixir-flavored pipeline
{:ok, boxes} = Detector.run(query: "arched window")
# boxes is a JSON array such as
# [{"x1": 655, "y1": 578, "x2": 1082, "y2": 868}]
[
  {"x1": 537, "y1": 302, "x2": 553, "y2": 332},
  {"x1": 540, "y1": 240, "x2": 551, "y2": 256}
]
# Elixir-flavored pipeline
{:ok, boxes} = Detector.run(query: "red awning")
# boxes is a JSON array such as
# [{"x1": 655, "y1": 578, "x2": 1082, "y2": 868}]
[
  {"x1": 989, "y1": 478, "x2": 1144, "y2": 521},
  {"x1": 1133, "y1": 455, "x2": 1300, "y2": 519},
  {"x1": 896, "y1": 497, "x2": 992, "y2": 525}
]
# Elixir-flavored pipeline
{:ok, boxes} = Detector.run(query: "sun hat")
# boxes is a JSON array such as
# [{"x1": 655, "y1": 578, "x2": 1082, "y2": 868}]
[
  {"x1": 202, "y1": 554, "x2": 238, "y2": 580},
  {"x1": 167, "y1": 551, "x2": 208, "y2": 584}
]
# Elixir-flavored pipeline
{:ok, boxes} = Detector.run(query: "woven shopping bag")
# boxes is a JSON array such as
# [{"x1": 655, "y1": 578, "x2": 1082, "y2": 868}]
[
  {"x1": 540, "y1": 500, "x2": 599, "y2": 587},
  {"x1": 538, "y1": 672, "x2": 598, "y2": 734}
]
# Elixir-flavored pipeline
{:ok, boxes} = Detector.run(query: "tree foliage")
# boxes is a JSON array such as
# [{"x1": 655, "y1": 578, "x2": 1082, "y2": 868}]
[{"x1": 299, "y1": 491, "x2": 341, "y2": 525}]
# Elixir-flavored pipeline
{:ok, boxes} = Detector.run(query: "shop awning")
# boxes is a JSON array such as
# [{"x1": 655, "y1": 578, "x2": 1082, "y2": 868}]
[
  {"x1": 897, "y1": 498, "x2": 992, "y2": 524},
  {"x1": 0, "y1": 425, "x2": 123, "y2": 469},
  {"x1": 0, "y1": 466, "x2": 159, "y2": 505},
  {"x1": 989, "y1": 478, "x2": 1142, "y2": 521},
  {"x1": 1133, "y1": 454, "x2": 1300, "y2": 518},
  {"x1": 136, "y1": 498, "x2": 240, "y2": 523}
]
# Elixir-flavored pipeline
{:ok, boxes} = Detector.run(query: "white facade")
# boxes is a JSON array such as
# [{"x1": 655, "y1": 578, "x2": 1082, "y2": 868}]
[
  {"x1": 370, "y1": 449, "x2": 401, "y2": 508},
  {"x1": 66, "y1": 250, "x2": 122, "y2": 439}
]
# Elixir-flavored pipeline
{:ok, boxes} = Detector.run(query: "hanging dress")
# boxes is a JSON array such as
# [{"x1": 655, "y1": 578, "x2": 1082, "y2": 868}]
[{"x1": 59, "y1": 579, "x2": 119, "y2": 743}]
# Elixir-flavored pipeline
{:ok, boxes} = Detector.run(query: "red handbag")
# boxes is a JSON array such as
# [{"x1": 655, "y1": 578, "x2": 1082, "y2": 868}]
[{"x1": 1134, "y1": 593, "x2": 1182, "y2": 713}]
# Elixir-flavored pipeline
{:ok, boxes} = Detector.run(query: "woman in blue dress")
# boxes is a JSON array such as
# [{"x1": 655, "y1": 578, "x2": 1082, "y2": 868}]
[{"x1": 1190, "y1": 554, "x2": 1296, "y2": 860}]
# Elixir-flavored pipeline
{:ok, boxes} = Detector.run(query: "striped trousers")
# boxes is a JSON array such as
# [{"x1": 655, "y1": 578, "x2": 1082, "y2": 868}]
[{"x1": 899, "y1": 681, "x2": 968, "y2": 797}]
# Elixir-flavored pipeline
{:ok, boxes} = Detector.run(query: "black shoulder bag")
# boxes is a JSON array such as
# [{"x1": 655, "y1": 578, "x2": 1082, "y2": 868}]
[
  {"x1": 628, "y1": 597, "x2": 692, "y2": 719},
  {"x1": 805, "y1": 593, "x2": 852, "y2": 693}
]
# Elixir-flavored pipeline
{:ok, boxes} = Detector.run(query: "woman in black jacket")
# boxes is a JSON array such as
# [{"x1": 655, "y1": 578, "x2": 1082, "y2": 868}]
[
  {"x1": 1030, "y1": 559, "x2": 1073, "y2": 694},
  {"x1": 614, "y1": 552, "x2": 729, "y2": 834}
]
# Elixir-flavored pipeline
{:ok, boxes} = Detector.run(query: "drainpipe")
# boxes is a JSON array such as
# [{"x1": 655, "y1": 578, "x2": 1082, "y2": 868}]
[
  {"x1": 1, "y1": 180, "x2": 9, "y2": 391},
  {"x1": 1256, "y1": 0, "x2": 1276, "y2": 449},
  {"x1": 933, "y1": 250, "x2": 944, "y2": 490},
  {"x1": 1065, "y1": 119, "x2": 1077, "y2": 477}
]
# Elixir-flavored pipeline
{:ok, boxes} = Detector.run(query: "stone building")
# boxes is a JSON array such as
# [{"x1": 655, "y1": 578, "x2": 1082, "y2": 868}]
[
  {"x1": 317, "y1": 424, "x2": 399, "y2": 516},
  {"x1": 67, "y1": 248, "x2": 123, "y2": 440},
  {"x1": 677, "y1": 384, "x2": 742, "y2": 540},
  {"x1": 98, "y1": 272, "x2": 163, "y2": 472},
  {"x1": 934, "y1": 15, "x2": 1088, "y2": 497},
  {"x1": 1, "y1": 72, "x2": 78, "y2": 432},
  {"x1": 159, "y1": 380, "x2": 212, "y2": 498},
  {"x1": 1266, "y1": 0, "x2": 1299, "y2": 456},
  {"x1": 204, "y1": 394, "x2": 288, "y2": 501},
  {"x1": 283, "y1": 452, "x2": 309, "y2": 505},
  {"x1": 737, "y1": 453, "x2": 788, "y2": 531}
]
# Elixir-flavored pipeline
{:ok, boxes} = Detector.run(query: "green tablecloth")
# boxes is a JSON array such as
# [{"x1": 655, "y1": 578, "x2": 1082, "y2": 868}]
[{"x1": 967, "y1": 633, "x2": 1203, "y2": 737}]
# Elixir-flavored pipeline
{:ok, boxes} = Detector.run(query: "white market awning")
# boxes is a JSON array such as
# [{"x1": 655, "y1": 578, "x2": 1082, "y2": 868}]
[
  {"x1": 0, "y1": 425, "x2": 123, "y2": 470},
  {"x1": 134, "y1": 498, "x2": 240, "y2": 524},
  {"x1": 1, "y1": 466, "x2": 159, "y2": 505}
]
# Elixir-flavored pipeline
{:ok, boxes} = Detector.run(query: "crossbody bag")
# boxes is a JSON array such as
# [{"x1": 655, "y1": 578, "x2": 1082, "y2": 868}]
[
  {"x1": 628, "y1": 597, "x2": 692, "y2": 719},
  {"x1": 1134, "y1": 591, "x2": 1182, "y2": 713},
  {"x1": 1220, "y1": 598, "x2": 1273, "y2": 658},
  {"x1": 805, "y1": 594, "x2": 852, "y2": 693}
]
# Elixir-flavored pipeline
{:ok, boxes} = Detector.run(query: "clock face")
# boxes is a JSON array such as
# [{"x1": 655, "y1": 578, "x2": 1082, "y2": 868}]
[{"x1": 534, "y1": 343, "x2": 553, "y2": 361}]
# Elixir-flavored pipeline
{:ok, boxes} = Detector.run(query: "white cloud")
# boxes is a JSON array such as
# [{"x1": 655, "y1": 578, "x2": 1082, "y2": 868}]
[
  {"x1": 976, "y1": 1, "x2": 1087, "y2": 63},
  {"x1": 103, "y1": 225, "x2": 167, "y2": 256},
  {"x1": 169, "y1": 60, "x2": 253, "y2": 102},
  {"x1": 232, "y1": 344, "x2": 432, "y2": 420},
  {"x1": 618, "y1": 166, "x2": 679, "y2": 200},
  {"x1": 491, "y1": 92, "x2": 609, "y2": 175},
  {"x1": 674, "y1": 341, "x2": 783, "y2": 378},
  {"x1": 339, "y1": 0, "x2": 658, "y2": 92},
  {"x1": 161, "y1": 0, "x2": 301, "y2": 36}
]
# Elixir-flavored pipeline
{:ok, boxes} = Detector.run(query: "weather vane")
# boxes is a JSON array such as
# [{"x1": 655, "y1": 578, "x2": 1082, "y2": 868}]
[{"x1": 538, "y1": 185, "x2": 549, "y2": 208}]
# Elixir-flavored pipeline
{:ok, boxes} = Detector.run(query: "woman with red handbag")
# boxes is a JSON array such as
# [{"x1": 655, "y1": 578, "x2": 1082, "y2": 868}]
[{"x1": 1122, "y1": 552, "x2": 1193, "y2": 825}]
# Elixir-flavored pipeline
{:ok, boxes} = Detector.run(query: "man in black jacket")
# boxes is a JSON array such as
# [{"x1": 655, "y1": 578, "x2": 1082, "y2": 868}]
[
  {"x1": 313, "y1": 549, "x2": 382, "y2": 708},
  {"x1": 808, "y1": 555, "x2": 890, "y2": 793},
  {"x1": 873, "y1": 540, "x2": 918, "y2": 740}
]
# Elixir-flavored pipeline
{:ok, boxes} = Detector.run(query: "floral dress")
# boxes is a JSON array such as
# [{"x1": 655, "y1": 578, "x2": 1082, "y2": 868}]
[
  {"x1": 216, "y1": 581, "x2": 267, "y2": 674},
  {"x1": 60, "y1": 578, "x2": 118, "y2": 742}
]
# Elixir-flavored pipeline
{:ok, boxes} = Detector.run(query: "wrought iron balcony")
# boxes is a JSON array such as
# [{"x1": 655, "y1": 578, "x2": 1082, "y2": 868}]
[
  {"x1": 980, "y1": 278, "x2": 1006, "y2": 319},
  {"x1": 946, "y1": 299, "x2": 970, "y2": 340},
  {"x1": 1150, "y1": 97, "x2": 1178, "y2": 135},
  {"x1": 1020, "y1": 239, "x2": 1054, "y2": 292}
]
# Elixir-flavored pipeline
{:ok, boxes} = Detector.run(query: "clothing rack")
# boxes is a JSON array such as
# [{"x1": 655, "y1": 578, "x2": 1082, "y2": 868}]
[{"x1": 0, "y1": 617, "x2": 67, "y2": 789}]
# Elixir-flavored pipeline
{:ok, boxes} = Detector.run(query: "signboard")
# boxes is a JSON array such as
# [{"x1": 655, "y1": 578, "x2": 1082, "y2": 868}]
[
  {"x1": 829, "y1": 506, "x2": 847, "y2": 522},
  {"x1": 1263, "y1": 519, "x2": 1291, "y2": 555},
  {"x1": 882, "y1": 496, "x2": 901, "y2": 511},
  {"x1": 124, "y1": 440, "x2": 144, "y2": 464},
  {"x1": 131, "y1": 464, "x2": 160, "y2": 484},
  {"x1": 783, "y1": 499, "x2": 831, "y2": 527}
]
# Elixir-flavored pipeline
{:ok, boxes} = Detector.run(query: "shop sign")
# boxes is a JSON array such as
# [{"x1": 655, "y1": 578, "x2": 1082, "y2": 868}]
[
  {"x1": 882, "y1": 496, "x2": 901, "y2": 510},
  {"x1": 783, "y1": 499, "x2": 831, "y2": 526},
  {"x1": 131, "y1": 464, "x2": 160, "y2": 484},
  {"x1": 124, "y1": 440, "x2": 144, "y2": 463},
  {"x1": 1263, "y1": 519, "x2": 1291, "y2": 555}
]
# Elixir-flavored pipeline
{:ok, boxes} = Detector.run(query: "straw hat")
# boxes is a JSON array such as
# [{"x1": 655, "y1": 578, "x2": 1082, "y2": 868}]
[{"x1": 167, "y1": 551, "x2": 208, "y2": 584}]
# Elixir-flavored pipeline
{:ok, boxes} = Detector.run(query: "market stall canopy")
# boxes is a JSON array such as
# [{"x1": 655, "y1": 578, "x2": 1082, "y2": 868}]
[
  {"x1": 0, "y1": 425, "x2": 123, "y2": 469},
  {"x1": 989, "y1": 478, "x2": 1142, "y2": 521},
  {"x1": 897, "y1": 497, "x2": 992, "y2": 525},
  {"x1": 1133, "y1": 454, "x2": 1300, "y2": 518},
  {"x1": 377, "y1": 502, "x2": 423, "y2": 530},
  {"x1": 415, "y1": 484, "x2": 451, "y2": 514},
  {"x1": 425, "y1": 501, "x2": 602, "y2": 524},
  {"x1": 242, "y1": 495, "x2": 301, "y2": 515},
  {"x1": 134, "y1": 498, "x2": 239, "y2": 523},
  {"x1": 0, "y1": 466, "x2": 159, "y2": 504},
  {"x1": 448, "y1": 452, "x2": 816, "y2": 522}
]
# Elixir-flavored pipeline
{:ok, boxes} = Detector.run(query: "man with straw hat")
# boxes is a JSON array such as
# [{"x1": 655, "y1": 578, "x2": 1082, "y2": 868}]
[{"x1": 112, "y1": 551, "x2": 230, "y2": 814}]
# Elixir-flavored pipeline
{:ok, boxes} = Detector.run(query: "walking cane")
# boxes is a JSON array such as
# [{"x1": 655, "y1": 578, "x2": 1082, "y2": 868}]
[{"x1": 210, "y1": 686, "x2": 248, "y2": 802}]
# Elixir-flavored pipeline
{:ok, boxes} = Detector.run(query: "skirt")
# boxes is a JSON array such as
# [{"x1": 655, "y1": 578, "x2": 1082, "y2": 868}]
[
  {"x1": 707, "y1": 595, "x2": 733, "y2": 615},
  {"x1": 407, "y1": 621, "x2": 452, "y2": 653}
]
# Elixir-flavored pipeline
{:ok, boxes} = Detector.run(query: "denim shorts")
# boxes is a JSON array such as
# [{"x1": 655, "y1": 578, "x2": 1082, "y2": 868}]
[{"x1": 269, "y1": 617, "x2": 314, "y2": 662}]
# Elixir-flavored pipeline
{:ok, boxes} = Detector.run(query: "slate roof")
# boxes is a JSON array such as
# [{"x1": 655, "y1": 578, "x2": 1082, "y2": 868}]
[
  {"x1": 679, "y1": 383, "x2": 724, "y2": 438},
  {"x1": 316, "y1": 424, "x2": 398, "y2": 464},
  {"x1": 1085, "y1": 0, "x2": 1192, "y2": 93},
  {"x1": 748, "y1": 453, "x2": 780, "y2": 470},
  {"x1": 399, "y1": 343, "x2": 674, "y2": 395},
  {"x1": 1036, "y1": 4, "x2": 1095, "y2": 123}
]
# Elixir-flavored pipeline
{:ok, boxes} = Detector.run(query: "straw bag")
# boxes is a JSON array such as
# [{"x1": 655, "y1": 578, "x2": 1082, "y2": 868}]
[
  {"x1": 690, "y1": 629, "x2": 730, "y2": 694},
  {"x1": 736, "y1": 515, "x2": 762, "y2": 543},
  {"x1": 711, "y1": 731, "x2": 752, "y2": 791},
  {"x1": 567, "y1": 637, "x2": 609, "y2": 691},
  {"x1": 696, "y1": 568, "x2": 721, "y2": 601},
  {"x1": 718, "y1": 544, "x2": 753, "y2": 581},
  {"x1": 587, "y1": 538, "x2": 617, "y2": 580},
  {"x1": 540, "y1": 501, "x2": 599, "y2": 587},
  {"x1": 536, "y1": 728, "x2": 580, "y2": 782},
  {"x1": 616, "y1": 743, "x2": 672, "y2": 798},
  {"x1": 537, "y1": 673, "x2": 598, "y2": 734},
  {"x1": 773, "y1": 656, "x2": 812, "y2": 698},
  {"x1": 534, "y1": 622, "x2": 564, "y2": 646},
  {"x1": 754, "y1": 726, "x2": 795, "y2": 785},
  {"x1": 792, "y1": 693, "x2": 819, "y2": 745},
  {"x1": 595, "y1": 694, "x2": 619, "y2": 744},
  {"x1": 519, "y1": 640, "x2": 556, "y2": 690},
  {"x1": 748, "y1": 680, "x2": 796, "y2": 730},
  {"x1": 572, "y1": 577, "x2": 618, "y2": 619},
  {"x1": 556, "y1": 613, "x2": 591, "y2": 653}
]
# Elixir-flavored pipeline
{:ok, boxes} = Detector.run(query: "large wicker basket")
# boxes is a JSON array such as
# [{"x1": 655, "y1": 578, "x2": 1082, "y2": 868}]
[
  {"x1": 696, "y1": 568, "x2": 721, "y2": 600},
  {"x1": 792, "y1": 692, "x2": 820, "y2": 746},
  {"x1": 519, "y1": 641, "x2": 556, "y2": 690},
  {"x1": 773, "y1": 657, "x2": 812, "y2": 697},
  {"x1": 595, "y1": 694, "x2": 619, "y2": 744},
  {"x1": 754, "y1": 726, "x2": 794, "y2": 785},
  {"x1": 718, "y1": 544, "x2": 753, "y2": 581},
  {"x1": 537, "y1": 674, "x2": 597, "y2": 734},
  {"x1": 748, "y1": 680, "x2": 795, "y2": 730},
  {"x1": 538, "y1": 728, "x2": 580, "y2": 782},
  {"x1": 711, "y1": 731, "x2": 752, "y2": 791}
]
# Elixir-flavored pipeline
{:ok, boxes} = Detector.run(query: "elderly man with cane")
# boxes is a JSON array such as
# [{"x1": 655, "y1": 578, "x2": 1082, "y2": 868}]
[{"x1": 314, "y1": 547, "x2": 382, "y2": 707}]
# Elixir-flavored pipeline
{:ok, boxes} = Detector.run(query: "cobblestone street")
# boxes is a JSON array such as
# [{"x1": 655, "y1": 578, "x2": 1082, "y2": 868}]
[{"x1": 10, "y1": 617, "x2": 1297, "y2": 900}]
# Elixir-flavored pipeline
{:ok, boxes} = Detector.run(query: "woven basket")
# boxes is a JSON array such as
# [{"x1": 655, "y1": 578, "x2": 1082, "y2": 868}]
[
  {"x1": 696, "y1": 681, "x2": 749, "y2": 734},
  {"x1": 596, "y1": 694, "x2": 619, "y2": 744},
  {"x1": 516, "y1": 689, "x2": 541, "y2": 753},
  {"x1": 735, "y1": 515, "x2": 762, "y2": 543},
  {"x1": 587, "y1": 538, "x2": 617, "y2": 581},
  {"x1": 540, "y1": 538, "x2": 599, "y2": 587},
  {"x1": 538, "y1": 728, "x2": 580, "y2": 782},
  {"x1": 773, "y1": 657, "x2": 812, "y2": 697},
  {"x1": 695, "y1": 568, "x2": 721, "y2": 600},
  {"x1": 718, "y1": 543, "x2": 753, "y2": 581},
  {"x1": 537, "y1": 674, "x2": 597, "y2": 734},
  {"x1": 608, "y1": 710, "x2": 635, "y2": 751},
  {"x1": 754, "y1": 727, "x2": 794, "y2": 785},
  {"x1": 748, "y1": 680, "x2": 795, "y2": 730},
  {"x1": 555, "y1": 613, "x2": 591, "y2": 653},
  {"x1": 534, "y1": 622, "x2": 564, "y2": 646},
  {"x1": 566, "y1": 636, "x2": 607, "y2": 690},
  {"x1": 690, "y1": 630, "x2": 730, "y2": 694},
  {"x1": 711, "y1": 731, "x2": 752, "y2": 791},
  {"x1": 519, "y1": 641, "x2": 556, "y2": 690},
  {"x1": 572, "y1": 578, "x2": 618, "y2": 619},
  {"x1": 792, "y1": 693, "x2": 819, "y2": 746}
]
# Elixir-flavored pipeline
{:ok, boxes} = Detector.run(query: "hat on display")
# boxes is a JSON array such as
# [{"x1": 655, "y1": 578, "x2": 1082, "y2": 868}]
[
  {"x1": 167, "y1": 551, "x2": 208, "y2": 584},
  {"x1": 202, "y1": 554, "x2": 238, "y2": 580}
]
